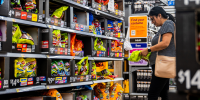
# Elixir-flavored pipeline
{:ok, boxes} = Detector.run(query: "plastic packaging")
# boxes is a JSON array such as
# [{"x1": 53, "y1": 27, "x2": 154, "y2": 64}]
[
  {"x1": 51, "y1": 62, "x2": 58, "y2": 76},
  {"x1": 11, "y1": 0, "x2": 22, "y2": 10},
  {"x1": 94, "y1": 38, "x2": 106, "y2": 51},
  {"x1": 55, "y1": 60, "x2": 65, "y2": 76},
  {"x1": 25, "y1": 58, "x2": 37, "y2": 77},
  {"x1": 61, "y1": 33, "x2": 68, "y2": 48},
  {"x1": 114, "y1": 3, "x2": 118, "y2": 9},
  {"x1": 77, "y1": 56, "x2": 89, "y2": 75},
  {"x1": 18, "y1": 30, "x2": 34, "y2": 45},
  {"x1": 14, "y1": 58, "x2": 26, "y2": 78},
  {"x1": 74, "y1": 39, "x2": 84, "y2": 51},
  {"x1": 109, "y1": 83, "x2": 124, "y2": 100},
  {"x1": 12, "y1": 23, "x2": 22, "y2": 43},
  {"x1": 64, "y1": 61, "x2": 70, "y2": 76},
  {"x1": 91, "y1": 61, "x2": 97, "y2": 80},
  {"x1": 70, "y1": 33, "x2": 76, "y2": 56},
  {"x1": 52, "y1": 30, "x2": 61, "y2": 47},
  {"x1": 51, "y1": 6, "x2": 69, "y2": 19},
  {"x1": 73, "y1": 14, "x2": 78, "y2": 23},
  {"x1": 45, "y1": 89, "x2": 63, "y2": 100}
]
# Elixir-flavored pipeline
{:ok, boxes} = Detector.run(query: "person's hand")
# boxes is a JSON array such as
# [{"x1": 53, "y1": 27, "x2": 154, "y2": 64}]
[{"x1": 140, "y1": 48, "x2": 149, "y2": 57}]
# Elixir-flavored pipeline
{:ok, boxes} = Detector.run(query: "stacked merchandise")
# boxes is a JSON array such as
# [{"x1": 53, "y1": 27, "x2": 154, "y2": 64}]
[
  {"x1": 73, "y1": 13, "x2": 85, "y2": 31},
  {"x1": 14, "y1": 58, "x2": 37, "y2": 78},
  {"x1": 89, "y1": 12, "x2": 103, "y2": 35},
  {"x1": 136, "y1": 70, "x2": 152, "y2": 93},
  {"x1": 93, "y1": 83, "x2": 123, "y2": 100},
  {"x1": 75, "y1": 56, "x2": 89, "y2": 76},
  {"x1": 11, "y1": 0, "x2": 38, "y2": 13},
  {"x1": 93, "y1": 0, "x2": 109, "y2": 11},
  {"x1": 107, "y1": 20, "x2": 123, "y2": 38},
  {"x1": 52, "y1": 30, "x2": 68, "y2": 48},
  {"x1": 51, "y1": 60, "x2": 70, "y2": 77},
  {"x1": 72, "y1": 0, "x2": 88, "y2": 6},
  {"x1": 94, "y1": 38, "x2": 106, "y2": 57},
  {"x1": 70, "y1": 33, "x2": 84, "y2": 56},
  {"x1": 111, "y1": 40, "x2": 123, "y2": 53}
]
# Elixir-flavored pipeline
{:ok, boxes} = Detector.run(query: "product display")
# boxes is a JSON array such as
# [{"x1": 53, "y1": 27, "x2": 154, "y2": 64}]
[
  {"x1": 14, "y1": 57, "x2": 36, "y2": 78},
  {"x1": 137, "y1": 70, "x2": 152, "y2": 80},
  {"x1": 111, "y1": 40, "x2": 123, "y2": 52},
  {"x1": 51, "y1": 6, "x2": 68, "y2": 19},
  {"x1": 11, "y1": 0, "x2": 38, "y2": 13},
  {"x1": 76, "y1": 56, "x2": 89, "y2": 75},
  {"x1": 91, "y1": 61, "x2": 97, "y2": 80},
  {"x1": 51, "y1": 60, "x2": 70, "y2": 76},
  {"x1": 94, "y1": 38, "x2": 106, "y2": 51},
  {"x1": 89, "y1": 13, "x2": 103, "y2": 35}
]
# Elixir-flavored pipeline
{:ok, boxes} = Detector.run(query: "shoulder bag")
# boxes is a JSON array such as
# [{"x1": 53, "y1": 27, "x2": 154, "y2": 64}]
[{"x1": 155, "y1": 24, "x2": 176, "y2": 78}]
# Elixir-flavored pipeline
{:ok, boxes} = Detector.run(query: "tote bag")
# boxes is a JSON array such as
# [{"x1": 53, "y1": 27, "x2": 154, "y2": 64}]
[{"x1": 155, "y1": 24, "x2": 176, "y2": 78}]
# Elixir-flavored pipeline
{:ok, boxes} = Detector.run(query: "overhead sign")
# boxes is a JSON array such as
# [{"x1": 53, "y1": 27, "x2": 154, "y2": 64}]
[
  {"x1": 130, "y1": 38, "x2": 147, "y2": 42},
  {"x1": 168, "y1": 0, "x2": 175, "y2": 6},
  {"x1": 129, "y1": 16, "x2": 148, "y2": 38}
]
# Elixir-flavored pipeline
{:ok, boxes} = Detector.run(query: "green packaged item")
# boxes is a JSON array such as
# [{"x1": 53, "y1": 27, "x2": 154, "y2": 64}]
[
  {"x1": 18, "y1": 30, "x2": 34, "y2": 45},
  {"x1": 14, "y1": 58, "x2": 26, "y2": 78},
  {"x1": 94, "y1": 38, "x2": 106, "y2": 51},
  {"x1": 77, "y1": 56, "x2": 89, "y2": 75},
  {"x1": 51, "y1": 6, "x2": 69, "y2": 19},
  {"x1": 91, "y1": 61, "x2": 97, "y2": 80},
  {"x1": 51, "y1": 62, "x2": 58, "y2": 76},
  {"x1": 52, "y1": 30, "x2": 61, "y2": 47},
  {"x1": 55, "y1": 60, "x2": 65, "y2": 76},
  {"x1": 61, "y1": 33, "x2": 68, "y2": 48},
  {"x1": 12, "y1": 23, "x2": 22, "y2": 43},
  {"x1": 128, "y1": 51, "x2": 151, "y2": 62},
  {"x1": 97, "y1": 69, "x2": 112, "y2": 76}
]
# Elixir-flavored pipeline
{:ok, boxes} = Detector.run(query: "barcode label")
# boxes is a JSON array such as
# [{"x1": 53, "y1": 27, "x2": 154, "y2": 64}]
[{"x1": 131, "y1": 30, "x2": 136, "y2": 36}]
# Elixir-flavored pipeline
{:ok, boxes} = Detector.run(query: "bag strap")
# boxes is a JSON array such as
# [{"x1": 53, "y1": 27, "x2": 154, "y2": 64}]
[{"x1": 157, "y1": 22, "x2": 176, "y2": 55}]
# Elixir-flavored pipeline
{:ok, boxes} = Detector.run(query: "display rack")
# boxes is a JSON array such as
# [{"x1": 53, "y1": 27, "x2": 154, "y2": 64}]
[{"x1": 0, "y1": 0, "x2": 125, "y2": 99}]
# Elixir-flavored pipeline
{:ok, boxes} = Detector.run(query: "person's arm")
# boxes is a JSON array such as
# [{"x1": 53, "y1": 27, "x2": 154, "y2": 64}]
[{"x1": 140, "y1": 33, "x2": 173, "y2": 56}]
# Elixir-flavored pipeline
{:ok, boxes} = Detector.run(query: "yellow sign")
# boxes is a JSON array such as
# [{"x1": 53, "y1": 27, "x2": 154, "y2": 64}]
[
  {"x1": 129, "y1": 16, "x2": 147, "y2": 38},
  {"x1": 55, "y1": 77, "x2": 62, "y2": 80},
  {"x1": 20, "y1": 78, "x2": 27, "y2": 82},
  {"x1": 32, "y1": 14, "x2": 38, "y2": 22}
]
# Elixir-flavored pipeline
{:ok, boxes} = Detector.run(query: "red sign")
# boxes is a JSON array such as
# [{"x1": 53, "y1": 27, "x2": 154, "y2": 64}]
[
  {"x1": 27, "y1": 81, "x2": 33, "y2": 85},
  {"x1": 42, "y1": 41, "x2": 49, "y2": 48},
  {"x1": 21, "y1": 11, "x2": 27, "y2": 20}
]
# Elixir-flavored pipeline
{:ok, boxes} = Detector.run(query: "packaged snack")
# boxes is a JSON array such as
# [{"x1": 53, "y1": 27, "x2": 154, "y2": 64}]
[
  {"x1": 51, "y1": 6, "x2": 69, "y2": 19},
  {"x1": 12, "y1": 23, "x2": 22, "y2": 43},
  {"x1": 74, "y1": 39, "x2": 84, "y2": 51},
  {"x1": 77, "y1": 56, "x2": 89, "y2": 75},
  {"x1": 109, "y1": 83, "x2": 124, "y2": 100},
  {"x1": 18, "y1": 30, "x2": 34, "y2": 45},
  {"x1": 91, "y1": 61, "x2": 97, "y2": 80},
  {"x1": 75, "y1": 64, "x2": 78, "y2": 75},
  {"x1": 25, "y1": 58, "x2": 37, "y2": 77},
  {"x1": 102, "y1": 0, "x2": 109, "y2": 5},
  {"x1": 70, "y1": 33, "x2": 76, "y2": 56},
  {"x1": 61, "y1": 33, "x2": 68, "y2": 48},
  {"x1": 51, "y1": 62, "x2": 58, "y2": 76},
  {"x1": 55, "y1": 60, "x2": 65, "y2": 76},
  {"x1": 114, "y1": 3, "x2": 118, "y2": 9},
  {"x1": 14, "y1": 58, "x2": 26, "y2": 78},
  {"x1": 95, "y1": 0, "x2": 101, "y2": 4},
  {"x1": 89, "y1": 12, "x2": 95, "y2": 34},
  {"x1": 73, "y1": 14, "x2": 78, "y2": 23},
  {"x1": 52, "y1": 30, "x2": 61, "y2": 47},
  {"x1": 94, "y1": 38, "x2": 106, "y2": 51},
  {"x1": 64, "y1": 61, "x2": 70, "y2": 76},
  {"x1": 107, "y1": 20, "x2": 114, "y2": 32},
  {"x1": 97, "y1": 69, "x2": 112, "y2": 76},
  {"x1": 45, "y1": 89, "x2": 63, "y2": 100},
  {"x1": 11, "y1": 0, "x2": 22, "y2": 10}
]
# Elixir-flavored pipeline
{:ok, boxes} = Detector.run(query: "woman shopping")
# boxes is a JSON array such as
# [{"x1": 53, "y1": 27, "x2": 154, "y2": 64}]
[{"x1": 140, "y1": 6, "x2": 176, "y2": 100}]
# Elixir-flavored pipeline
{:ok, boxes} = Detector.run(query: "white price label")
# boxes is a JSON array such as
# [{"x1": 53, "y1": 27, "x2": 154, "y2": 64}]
[
  {"x1": 137, "y1": 84, "x2": 140, "y2": 87},
  {"x1": 178, "y1": 69, "x2": 200, "y2": 89},
  {"x1": 131, "y1": 30, "x2": 136, "y2": 36}
]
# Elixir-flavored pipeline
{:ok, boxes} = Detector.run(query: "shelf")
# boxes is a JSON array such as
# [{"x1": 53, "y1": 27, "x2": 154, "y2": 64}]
[
  {"x1": 1, "y1": 53, "x2": 47, "y2": 58},
  {"x1": 131, "y1": 67, "x2": 152, "y2": 72},
  {"x1": 124, "y1": 57, "x2": 128, "y2": 59},
  {"x1": 47, "y1": 55, "x2": 94, "y2": 60},
  {"x1": 94, "y1": 10, "x2": 124, "y2": 20},
  {"x1": 71, "y1": 81, "x2": 93, "y2": 86},
  {"x1": 123, "y1": 72, "x2": 129, "y2": 74},
  {"x1": 93, "y1": 78, "x2": 124, "y2": 83},
  {"x1": 0, "y1": 16, "x2": 47, "y2": 28},
  {"x1": 0, "y1": 85, "x2": 46, "y2": 95},
  {"x1": 129, "y1": 93, "x2": 148, "y2": 96},
  {"x1": 93, "y1": 57, "x2": 124, "y2": 61}
]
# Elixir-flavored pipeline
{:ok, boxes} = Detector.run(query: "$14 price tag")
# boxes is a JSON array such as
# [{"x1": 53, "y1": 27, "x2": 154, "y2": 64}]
[{"x1": 178, "y1": 69, "x2": 200, "y2": 89}]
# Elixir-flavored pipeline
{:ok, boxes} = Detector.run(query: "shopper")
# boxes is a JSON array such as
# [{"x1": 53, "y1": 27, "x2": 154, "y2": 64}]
[{"x1": 140, "y1": 6, "x2": 175, "y2": 100}]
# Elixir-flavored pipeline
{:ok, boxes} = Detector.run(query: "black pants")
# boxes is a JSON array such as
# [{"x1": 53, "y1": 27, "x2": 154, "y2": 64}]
[{"x1": 148, "y1": 64, "x2": 169, "y2": 100}]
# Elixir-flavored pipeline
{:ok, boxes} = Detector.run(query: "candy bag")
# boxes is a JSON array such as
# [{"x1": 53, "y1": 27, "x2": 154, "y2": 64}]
[
  {"x1": 25, "y1": 0, "x2": 36, "y2": 10},
  {"x1": 74, "y1": 39, "x2": 84, "y2": 51},
  {"x1": 18, "y1": 30, "x2": 34, "y2": 45},
  {"x1": 51, "y1": 62, "x2": 58, "y2": 76},
  {"x1": 51, "y1": 6, "x2": 69, "y2": 19},
  {"x1": 91, "y1": 61, "x2": 97, "y2": 80},
  {"x1": 109, "y1": 83, "x2": 124, "y2": 100},
  {"x1": 11, "y1": 0, "x2": 22, "y2": 10},
  {"x1": 70, "y1": 33, "x2": 76, "y2": 56},
  {"x1": 77, "y1": 56, "x2": 89, "y2": 75},
  {"x1": 114, "y1": 3, "x2": 118, "y2": 9},
  {"x1": 61, "y1": 33, "x2": 68, "y2": 48},
  {"x1": 94, "y1": 38, "x2": 106, "y2": 51},
  {"x1": 55, "y1": 60, "x2": 65, "y2": 76},
  {"x1": 14, "y1": 58, "x2": 26, "y2": 78},
  {"x1": 12, "y1": 23, "x2": 22, "y2": 43},
  {"x1": 52, "y1": 30, "x2": 61, "y2": 47},
  {"x1": 97, "y1": 69, "x2": 112, "y2": 76},
  {"x1": 64, "y1": 61, "x2": 70, "y2": 76},
  {"x1": 45, "y1": 89, "x2": 63, "y2": 100},
  {"x1": 75, "y1": 64, "x2": 78, "y2": 75},
  {"x1": 25, "y1": 58, "x2": 37, "y2": 77},
  {"x1": 102, "y1": 0, "x2": 109, "y2": 5},
  {"x1": 73, "y1": 14, "x2": 77, "y2": 23}
]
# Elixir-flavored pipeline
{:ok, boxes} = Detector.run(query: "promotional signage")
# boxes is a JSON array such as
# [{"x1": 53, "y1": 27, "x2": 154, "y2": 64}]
[
  {"x1": 129, "y1": 16, "x2": 148, "y2": 38},
  {"x1": 168, "y1": 0, "x2": 175, "y2": 6},
  {"x1": 131, "y1": 43, "x2": 147, "y2": 48},
  {"x1": 130, "y1": 38, "x2": 147, "y2": 42}
]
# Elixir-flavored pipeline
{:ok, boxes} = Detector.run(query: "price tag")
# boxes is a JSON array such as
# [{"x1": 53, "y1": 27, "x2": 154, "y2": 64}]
[
  {"x1": 0, "y1": 16, "x2": 4, "y2": 20},
  {"x1": 71, "y1": 83, "x2": 73, "y2": 86},
  {"x1": 21, "y1": 54, "x2": 25, "y2": 57},
  {"x1": 115, "y1": 10, "x2": 118, "y2": 15},
  {"x1": 16, "y1": 89, "x2": 20, "y2": 92},
  {"x1": 12, "y1": 19, "x2": 16, "y2": 22},
  {"x1": 46, "y1": 86, "x2": 50, "y2": 89},
  {"x1": 46, "y1": 55, "x2": 50, "y2": 58},
  {"x1": 48, "y1": 25, "x2": 52, "y2": 28}
]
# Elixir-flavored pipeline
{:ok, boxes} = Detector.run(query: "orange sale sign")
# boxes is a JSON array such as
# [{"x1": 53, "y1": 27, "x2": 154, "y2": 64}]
[{"x1": 129, "y1": 16, "x2": 147, "y2": 38}]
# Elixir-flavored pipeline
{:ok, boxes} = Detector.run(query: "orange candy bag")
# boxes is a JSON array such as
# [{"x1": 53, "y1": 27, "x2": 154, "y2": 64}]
[{"x1": 70, "y1": 33, "x2": 76, "y2": 56}]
